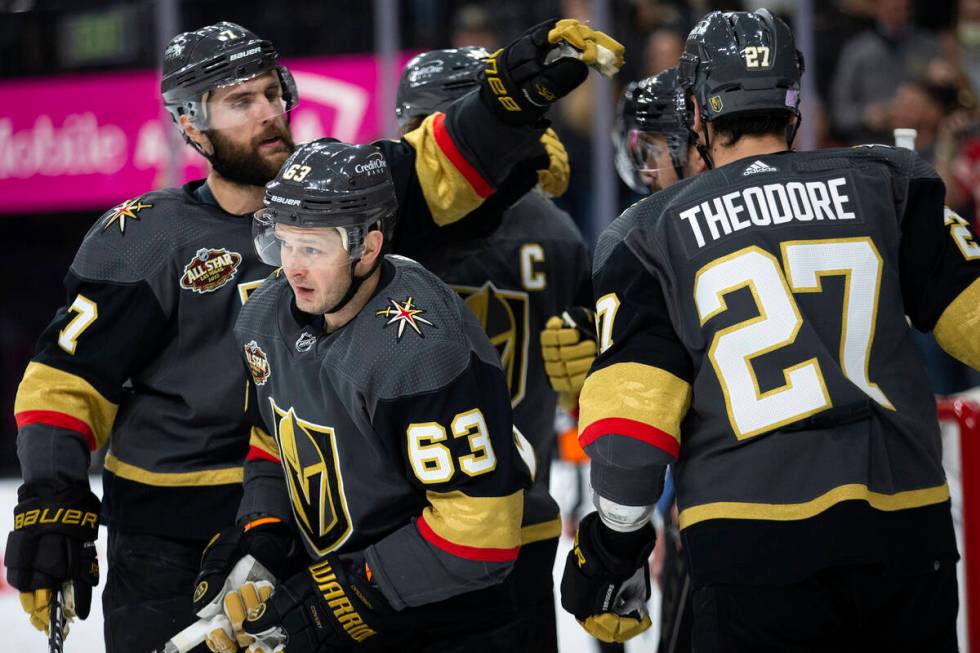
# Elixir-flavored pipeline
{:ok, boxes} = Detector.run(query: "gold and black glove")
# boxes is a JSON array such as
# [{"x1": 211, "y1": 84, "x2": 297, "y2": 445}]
[
  {"x1": 243, "y1": 553, "x2": 393, "y2": 652},
  {"x1": 560, "y1": 511, "x2": 655, "y2": 643},
  {"x1": 541, "y1": 307, "x2": 597, "y2": 395},
  {"x1": 4, "y1": 481, "x2": 100, "y2": 639},
  {"x1": 192, "y1": 518, "x2": 297, "y2": 652},
  {"x1": 481, "y1": 18, "x2": 624, "y2": 125},
  {"x1": 537, "y1": 128, "x2": 570, "y2": 197}
]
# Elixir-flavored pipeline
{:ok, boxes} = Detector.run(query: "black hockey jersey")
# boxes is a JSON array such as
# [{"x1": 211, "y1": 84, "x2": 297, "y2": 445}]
[
  {"x1": 235, "y1": 257, "x2": 530, "y2": 611},
  {"x1": 579, "y1": 146, "x2": 980, "y2": 586},
  {"x1": 14, "y1": 92, "x2": 548, "y2": 540},
  {"x1": 416, "y1": 190, "x2": 591, "y2": 485}
]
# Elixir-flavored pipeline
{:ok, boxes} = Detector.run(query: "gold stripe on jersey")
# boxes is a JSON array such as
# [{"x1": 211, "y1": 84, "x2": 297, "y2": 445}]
[
  {"x1": 579, "y1": 362, "x2": 692, "y2": 444},
  {"x1": 934, "y1": 277, "x2": 980, "y2": 370},
  {"x1": 422, "y1": 489, "x2": 523, "y2": 550},
  {"x1": 249, "y1": 426, "x2": 279, "y2": 459},
  {"x1": 104, "y1": 453, "x2": 243, "y2": 486},
  {"x1": 15, "y1": 361, "x2": 118, "y2": 449},
  {"x1": 403, "y1": 113, "x2": 488, "y2": 227},
  {"x1": 521, "y1": 517, "x2": 562, "y2": 545},
  {"x1": 678, "y1": 482, "x2": 951, "y2": 530}
]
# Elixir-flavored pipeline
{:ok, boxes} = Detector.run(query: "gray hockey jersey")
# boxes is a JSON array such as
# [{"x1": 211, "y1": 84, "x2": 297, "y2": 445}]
[
  {"x1": 580, "y1": 146, "x2": 980, "y2": 585},
  {"x1": 235, "y1": 256, "x2": 533, "y2": 610}
]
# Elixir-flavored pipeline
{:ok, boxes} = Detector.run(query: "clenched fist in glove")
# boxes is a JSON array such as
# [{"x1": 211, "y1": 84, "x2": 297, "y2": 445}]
[
  {"x1": 541, "y1": 307, "x2": 597, "y2": 396},
  {"x1": 243, "y1": 552, "x2": 393, "y2": 653},
  {"x1": 481, "y1": 18, "x2": 625, "y2": 125},
  {"x1": 4, "y1": 481, "x2": 100, "y2": 640},
  {"x1": 561, "y1": 511, "x2": 656, "y2": 643}
]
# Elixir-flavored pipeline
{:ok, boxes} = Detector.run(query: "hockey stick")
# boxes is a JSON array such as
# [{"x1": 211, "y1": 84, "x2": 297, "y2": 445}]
[
  {"x1": 48, "y1": 589, "x2": 64, "y2": 653},
  {"x1": 150, "y1": 554, "x2": 275, "y2": 653}
]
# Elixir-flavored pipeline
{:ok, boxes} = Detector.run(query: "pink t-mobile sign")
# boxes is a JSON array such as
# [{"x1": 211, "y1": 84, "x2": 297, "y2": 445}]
[{"x1": 0, "y1": 54, "x2": 411, "y2": 214}]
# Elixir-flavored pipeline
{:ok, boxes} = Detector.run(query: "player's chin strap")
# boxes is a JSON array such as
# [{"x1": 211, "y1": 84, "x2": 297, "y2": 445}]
[
  {"x1": 323, "y1": 256, "x2": 383, "y2": 316},
  {"x1": 694, "y1": 122, "x2": 715, "y2": 171}
]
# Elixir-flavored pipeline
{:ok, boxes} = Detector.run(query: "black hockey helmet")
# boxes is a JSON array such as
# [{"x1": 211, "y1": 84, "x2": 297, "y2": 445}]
[
  {"x1": 614, "y1": 68, "x2": 694, "y2": 192},
  {"x1": 395, "y1": 47, "x2": 490, "y2": 129},
  {"x1": 678, "y1": 9, "x2": 803, "y2": 124},
  {"x1": 253, "y1": 139, "x2": 397, "y2": 269},
  {"x1": 161, "y1": 22, "x2": 298, "y2": 134}
]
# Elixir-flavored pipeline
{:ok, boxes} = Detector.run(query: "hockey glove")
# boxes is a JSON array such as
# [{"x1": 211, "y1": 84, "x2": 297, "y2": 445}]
[
  {"x1": 541, "y1": 307, "x2": 598, "y2": 396},
  {"x1": 193, "y1": 518, "x2": 297, "y2": 653},
  {"x1": 480, "y1": 18, "x2": 624, "y2": 125},
  {"x1": 560, "y1": 511, "x2": 655, "y2": 643},
  {"x1": 536, "y1": 128, "x2": 571, "y2": 198},
  {"x1": 4, "y1": 481, "x2": 100, "y2": 639},
  {"x1": 243, "y1": 552, "x2": 392, "y2": 652}
]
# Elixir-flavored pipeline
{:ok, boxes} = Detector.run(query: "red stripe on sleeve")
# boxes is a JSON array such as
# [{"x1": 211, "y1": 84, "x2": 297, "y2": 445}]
[
  {"x1": 578, "y1": 417, "x2": 679, "y2": 459},
  {"x1": 15, "y1": 410, "x2": 96, "y2": 451},
  {"x1": 431, "y1": 112, "x2": 494, "y2": 198},
  {"x1": 246, "y1": 446, "x2": 280, "y2": 464},
  {"x1": 416, "y1": 515, "x2": 519, "y2": 563}
]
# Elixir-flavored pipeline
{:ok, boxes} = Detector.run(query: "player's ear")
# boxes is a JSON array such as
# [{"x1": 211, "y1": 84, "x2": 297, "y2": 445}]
[
  {"x1": 690, "y1": 96, "x2": 703, "y2": 134},
  {"x1": 356, "y1": 229, "x2": 384, "y2": 274},
  {"x1": 180, "y1": 114, "x2": 214, "y2": 156}
]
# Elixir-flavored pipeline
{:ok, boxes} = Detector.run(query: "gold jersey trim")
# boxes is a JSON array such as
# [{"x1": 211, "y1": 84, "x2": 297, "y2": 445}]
[
  {"x1": 521, "y1": 517, "x2": 562, "y2": 545},
  {"x1": 248, "y1": 426, "x2": 279, "y2": 459},
  {"x1": 403, "y1": 113, "x2": 486, "y2": 227},
  {"x1": 15, "y1": 361, "x2": 118, "y2": 450},
  {"x1": 422, "y1": 489, "x2": 523, "y2": 550},
  {"x1": 934, "y1": 277, "x2": 980, "y2": 370},
  {"x1": 104, "y1": 453, "x2": 243, "y2": 487},
  {"x1": 579, "y1": 362, "x2": 691, "y2": 441},
  {"x1": 678, "y1": 482, "x2": 951, "y2": 530}
]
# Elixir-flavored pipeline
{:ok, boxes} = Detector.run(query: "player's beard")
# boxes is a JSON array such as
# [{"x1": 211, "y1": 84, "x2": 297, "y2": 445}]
[{"x1": 208, "y1": 124, "x2": 295, "y2": 188}]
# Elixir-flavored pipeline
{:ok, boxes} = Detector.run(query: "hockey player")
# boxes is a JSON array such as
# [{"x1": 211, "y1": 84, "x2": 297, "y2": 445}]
[
  {"x1": 393, "y1": 46, "x2": 593, "y2": 649},
  {"x1": 200, "y1": 139, "x2": 542, "y2": 652},
  {"x1": 561, "y1": 8, "x2": 980, "y2": 651},
  {"x1": 5, "y1": 18, "x2": 622, "y2": 652}
]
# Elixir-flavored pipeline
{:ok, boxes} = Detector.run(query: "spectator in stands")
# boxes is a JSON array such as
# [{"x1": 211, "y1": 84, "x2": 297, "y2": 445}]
[
  {"x1": 643, "y1": 27, "x2": 684, "y2": 77},
  {"x1": 450, "y1": 4, "x2": 499, "y2": 51},
  {"x1": 831, "y1": 0, "x2": 939, "y2": 144}
]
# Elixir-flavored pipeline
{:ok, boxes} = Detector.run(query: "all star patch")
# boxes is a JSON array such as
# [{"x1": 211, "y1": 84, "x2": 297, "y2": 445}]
[
  {"x1": 244, "y1": 340, "x2": 271, "y2": 386},
  {"x1": 103, "y1": 197, "x2": 153, "y2": 234},
  {"x1": 180, "y1": 248, "x2": 243, "y2": 294},
  {"x1": 375, "y1": 296, "x2": 435, "y2": 341}
]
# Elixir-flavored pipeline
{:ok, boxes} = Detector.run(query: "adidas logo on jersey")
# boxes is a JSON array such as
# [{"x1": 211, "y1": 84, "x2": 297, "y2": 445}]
[{"x1": 742, "y1": 160, "x2": 778, "y2": 176}]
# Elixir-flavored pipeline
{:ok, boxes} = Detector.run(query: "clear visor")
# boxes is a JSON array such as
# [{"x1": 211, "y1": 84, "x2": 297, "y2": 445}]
[
  {"x1": 204, "y1": 70, "x2": 296, "y2": 130},
  {"x1": 253, "y1": 210, "x2": 354, "y2": 271},
  {"x1": 627, "y1": 128, "x2": 688, "y2": 173}
]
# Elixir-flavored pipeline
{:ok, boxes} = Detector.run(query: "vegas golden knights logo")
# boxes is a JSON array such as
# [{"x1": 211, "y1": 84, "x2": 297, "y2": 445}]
[
  {"x1": 270, "y1": 400, "x2": 352, "y2": 555},
  {"x1": 453, "y1": 281, "x2": 529, "y2": 407}
]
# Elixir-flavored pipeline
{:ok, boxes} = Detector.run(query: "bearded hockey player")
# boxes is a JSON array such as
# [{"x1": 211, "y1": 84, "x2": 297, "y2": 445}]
[
  {"x1": 393, "y1": 46, "x2": 593, "y2": 649},
  {"x1": 561, "y1": 8, "x2": 980, "y2": 651},
  {"x1": 193, "y1": 139, "x2": 542, "y2": 652},
  {"x1": 5, "y1": 18, "x2": 622, "y2": 653}
]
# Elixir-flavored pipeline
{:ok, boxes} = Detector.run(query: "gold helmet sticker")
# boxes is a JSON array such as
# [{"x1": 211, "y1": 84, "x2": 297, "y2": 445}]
[
  {"x1": 244, "y1": 340, "x2": 271, "y2": 386},
  {"x1": 180, "y1": 247, "x2": 243, "y2": 294},
  {"x1": 709, "y1": 95, "x2": 723, "y2": 113}
]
